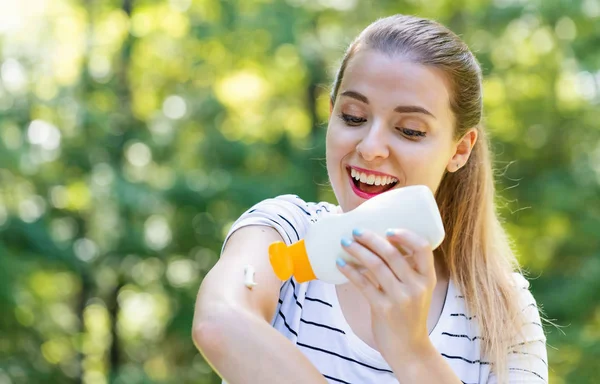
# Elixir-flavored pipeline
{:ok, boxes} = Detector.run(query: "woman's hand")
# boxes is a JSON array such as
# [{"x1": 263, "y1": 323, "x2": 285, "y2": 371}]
[{"x1": 337, "y1": 228, "x2": 437, "y2": 364}]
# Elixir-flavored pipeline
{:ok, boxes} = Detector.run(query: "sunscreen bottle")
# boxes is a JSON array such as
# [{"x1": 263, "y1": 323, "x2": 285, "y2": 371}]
[{"x1": 268, "y1": 185, "x2": 445, "y2": 284}]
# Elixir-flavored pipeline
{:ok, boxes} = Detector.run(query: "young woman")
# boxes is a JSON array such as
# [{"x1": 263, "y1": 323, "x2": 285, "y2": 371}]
[{"x1": 192, "y1": 14, "x2": 548, "y2": 384}]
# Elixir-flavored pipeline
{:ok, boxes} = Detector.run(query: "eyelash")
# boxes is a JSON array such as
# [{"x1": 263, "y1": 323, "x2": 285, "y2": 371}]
[
  {"x1": 339, "y1": 113, "x2": 365, "y2": 126},
  {"x1": 338, "y1": 113, "x2": 427, "y2": 139}
]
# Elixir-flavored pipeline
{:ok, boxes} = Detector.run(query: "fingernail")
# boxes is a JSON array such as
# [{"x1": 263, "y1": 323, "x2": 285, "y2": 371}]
[
  {"x1": 341, "y1": 237, "x2": 353, "y2": 247},
  {"x1": 352, "y1": 228, "x2": 363, "y2": 237},
  {"x1": 386, "y1": 228, "x2": 397, "y2": 237},
  {"x1": 336, "y1": 257, "x2": 347, "y2": 267}
]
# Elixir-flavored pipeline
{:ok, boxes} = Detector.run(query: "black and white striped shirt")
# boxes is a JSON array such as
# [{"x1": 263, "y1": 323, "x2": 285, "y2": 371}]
[{"x1": 222, "y1": 195, "x2": 548, "y2": 383}]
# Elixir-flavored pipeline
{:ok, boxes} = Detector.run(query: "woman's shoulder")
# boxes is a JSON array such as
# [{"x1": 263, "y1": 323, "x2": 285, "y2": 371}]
[
  {"x1": 509, "y1": 273, "x2": 543, "y2": 316},
  {"x1": 250, "y1": 194, "x2": 340, "y2": 219},
  {"x1": 510, "y1": 271, "x2": 531, "y2": 290},
  {"x1": 222, "y1": 194, "x2": 340, "y2": 249},
  {"x1": 509, "y1": 273, "x2": 545, "y2": 327},
  {"x1": 275, "y1": 194, "x2": 339, "y2": 211}
]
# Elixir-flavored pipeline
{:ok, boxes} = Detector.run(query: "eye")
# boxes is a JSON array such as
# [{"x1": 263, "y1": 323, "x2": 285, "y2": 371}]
[
  {"x1": 398, "y1": 127, "x2": 427, "y2": 139},
  {"x1": 339, "y1": 113, "x2": 366, "y2": 126}
]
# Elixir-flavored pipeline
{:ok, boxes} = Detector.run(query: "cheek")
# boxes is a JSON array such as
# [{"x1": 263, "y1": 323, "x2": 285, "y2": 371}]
[
  {"x1": 397, "y1": 143, "x2": 451, "y2": 183},
  {"x1": 325, "y1": 127, "x2": 340, "y2": 175},
  {"x1": 326, "y1": 124, "x2": 350, "y2": 158},
  {"x1": 326, "y1": 124, "x2": 357, "y2": 180}
]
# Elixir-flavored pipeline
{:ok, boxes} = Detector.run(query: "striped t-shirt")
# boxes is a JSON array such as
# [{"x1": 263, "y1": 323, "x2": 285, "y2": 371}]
[{"x1": 222, "y1": 194, "x2": 548, "y2": 384}]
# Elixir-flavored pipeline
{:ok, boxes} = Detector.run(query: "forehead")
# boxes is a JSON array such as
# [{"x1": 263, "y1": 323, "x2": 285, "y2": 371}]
[{"x1": 339, "y1": 49, "x2": 453, "y2": 121}]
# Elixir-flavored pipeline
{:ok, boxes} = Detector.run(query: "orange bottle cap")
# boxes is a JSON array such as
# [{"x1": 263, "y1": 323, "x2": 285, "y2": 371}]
[
  {"x1": 289, "y1": 239, "x2": 316, "y2": 283},
  {"x1": 269, "y1": 241, "x2": 293, "y2": 281},
  {"x1": 269, "y1": 239, "x2": 316, "y2": 283}
]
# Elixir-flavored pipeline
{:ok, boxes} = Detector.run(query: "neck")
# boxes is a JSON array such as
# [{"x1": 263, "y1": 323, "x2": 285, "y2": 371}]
[{"x1": 433, "y1": 248, "x2": 449, "y2": 282}]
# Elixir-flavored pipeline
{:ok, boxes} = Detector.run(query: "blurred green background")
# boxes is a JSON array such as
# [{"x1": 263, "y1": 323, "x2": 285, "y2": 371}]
[{"x1": 0, "y1": 0, "x2": 599, "y2": 383}]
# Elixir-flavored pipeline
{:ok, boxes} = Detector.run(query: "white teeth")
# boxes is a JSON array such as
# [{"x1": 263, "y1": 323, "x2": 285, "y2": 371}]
[{"x1": 350, "y1": 169, "x2": 397, "y2": 186}]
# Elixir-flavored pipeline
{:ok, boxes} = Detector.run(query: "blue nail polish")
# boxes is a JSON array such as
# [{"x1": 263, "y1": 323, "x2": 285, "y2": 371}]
[
  {"x1": 352, "y1": 228, "x2": 363, "y2": 237},
  {"x1": 386, "y1": 228, "x2": 397, "y2": 237},
  {"x1": 336, "y1": 257, "x2": 347, "y2": 267},
  {"x1": 341, "y1": 237, "x2": 353, "y2": 247}
]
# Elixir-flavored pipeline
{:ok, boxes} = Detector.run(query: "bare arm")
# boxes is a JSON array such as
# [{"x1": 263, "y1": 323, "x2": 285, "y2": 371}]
[{"x1": 192, "y1": 225, "x2": 327, "y2": 384}]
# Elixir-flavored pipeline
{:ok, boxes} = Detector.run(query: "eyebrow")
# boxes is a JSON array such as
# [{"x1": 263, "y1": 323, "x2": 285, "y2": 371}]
[{"x1": 339, "y1": 90, "x2": 436, "y2": 119}]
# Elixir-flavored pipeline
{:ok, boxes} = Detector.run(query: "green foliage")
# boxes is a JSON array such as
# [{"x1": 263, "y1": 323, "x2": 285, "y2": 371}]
[{"x1": 0, "y1": 0, "x2": 598, "y2": 383}]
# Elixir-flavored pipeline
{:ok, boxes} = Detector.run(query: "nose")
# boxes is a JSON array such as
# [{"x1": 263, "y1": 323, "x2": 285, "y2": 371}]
[{"x1": 356, "y1": 120, "x2": 390, "y2": 162}]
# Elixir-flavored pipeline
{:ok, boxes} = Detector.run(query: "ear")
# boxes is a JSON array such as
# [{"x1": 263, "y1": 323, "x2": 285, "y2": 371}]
[
  {"x1": 329, "y1": 99, "x2": 334, "y2": 115},
  {"x1": 446, "y1": 128, "x2": 478, "y2": 172}
]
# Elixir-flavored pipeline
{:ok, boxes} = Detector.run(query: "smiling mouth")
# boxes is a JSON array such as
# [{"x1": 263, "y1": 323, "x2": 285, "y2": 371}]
[{"x1": 347, "y1": 167, "x2": 398, "y2": 196}]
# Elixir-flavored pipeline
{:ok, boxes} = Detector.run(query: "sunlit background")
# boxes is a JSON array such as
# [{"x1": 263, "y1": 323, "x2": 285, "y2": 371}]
[{"x1": 0, "y1": 0, "x2": 599, "y2": 383}]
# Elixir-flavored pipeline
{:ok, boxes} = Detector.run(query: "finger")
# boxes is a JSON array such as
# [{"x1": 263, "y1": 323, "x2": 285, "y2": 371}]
[
  {"x1": 341, "y1": 235, "x2": 399, "y2": 292},
  {"x1": 335, "y1": 257, "x2": 385, "y2": 302},
  {"x1": 390, "y1": 241, "x2": 418, "y2": 270},
  {"x1": 355, "y1": 266, "x2": 383, "y2": 289},
  {"x1": 386, "y1": 229, "x2": 435, "y2": 279},
  {"x1": 352, "y1": 228, "x2": 419, "y2": 286}
]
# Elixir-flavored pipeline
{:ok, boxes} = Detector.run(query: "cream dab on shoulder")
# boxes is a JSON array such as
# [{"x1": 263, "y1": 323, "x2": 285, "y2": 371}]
[{"x1": 244, "y1": 265, "x2": 257, "y2": 289}]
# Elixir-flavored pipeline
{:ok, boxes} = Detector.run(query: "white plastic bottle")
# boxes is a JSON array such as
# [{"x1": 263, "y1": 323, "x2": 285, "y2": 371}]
[{"x1": 269, "y1": 185, "x2": 445, "y2": 284}]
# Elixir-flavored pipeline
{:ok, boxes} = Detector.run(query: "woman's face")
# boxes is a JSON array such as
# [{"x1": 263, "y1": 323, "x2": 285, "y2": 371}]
[{"x1": 326, "y1": 49, "x2": 476, "y2": 212}]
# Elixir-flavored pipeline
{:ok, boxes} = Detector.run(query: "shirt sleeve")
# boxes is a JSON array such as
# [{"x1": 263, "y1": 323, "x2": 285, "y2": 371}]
[
  {"x1": 220, "y1": 194, "x2": 338, "y2": 255},
  {"x1": 487, "y1": 273, "x2": 548, "y2": 383}
]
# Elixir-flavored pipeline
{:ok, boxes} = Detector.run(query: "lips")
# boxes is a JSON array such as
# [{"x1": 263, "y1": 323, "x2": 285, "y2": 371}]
[{"x1": 346, "y1": 166, "x2": 398, "y2": 199}]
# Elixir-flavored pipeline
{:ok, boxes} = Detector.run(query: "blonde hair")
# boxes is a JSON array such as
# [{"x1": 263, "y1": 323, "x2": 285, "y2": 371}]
[{"x1": 330, "y1": 15, "x2": 525, "y2": 382}]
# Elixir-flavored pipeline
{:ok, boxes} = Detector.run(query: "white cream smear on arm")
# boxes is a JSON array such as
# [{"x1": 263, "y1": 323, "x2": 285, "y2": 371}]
[{"x1": 244, "y1": 264, "x2": 257, "y2": 289}]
